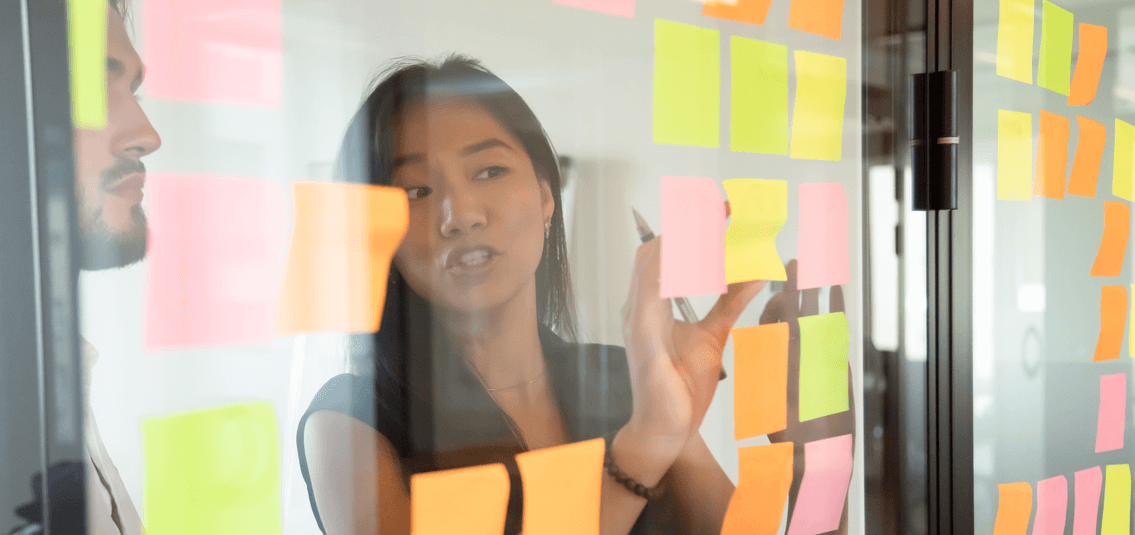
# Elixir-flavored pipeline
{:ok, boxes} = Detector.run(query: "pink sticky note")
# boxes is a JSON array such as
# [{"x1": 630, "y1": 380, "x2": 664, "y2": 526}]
[
  {"x1": 144, "y1": 174, "x2": 287, "y2": 350},
  {"x1": 660, "y1": 176, "x2": 727, "y2": 298},
  {"x1": 787, "y1": 433, "x2": 854, "y2": 535},
  {"x1": 1033, "y1": 475, "x2": 1068, "y2": 535},
  {"x1": 1096, "y1": 373, "x2": 1127, "y2": 453},
  {"x1": 1073, "y1": 466, "x2": 1103, "y2": 535},
  {"x1": 552, "y1": 0, "x2": 634, "y2": 17},
  {"x1": 144, "y1": 0, "x2": 282, "y2": 108},
  {"x1": 798, "y1": 183, "x2": 849, "y2": 290}
]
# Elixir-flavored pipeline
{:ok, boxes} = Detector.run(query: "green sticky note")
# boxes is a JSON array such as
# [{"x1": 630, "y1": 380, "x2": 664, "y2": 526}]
[
  {"x1": 144, "y1": 402, "x2": 281, "y2": 535},
  {"x1": 998, "y1": 110, "x2": 1034, "y2": 200},
  {"x1": 790, "y1": 51, "x2": 847, "y2": 161},
  {"x1": 1101, "y1": 464, "x2": 1131, "y2": 535},
  {"x1": 1037, "y1": 1, "x2": 1073, "y2": 96},
  {"x1": 653, "y1": 19, "x2": 720, "y2": 148},
  {"x1": 996, "y1": 0, "x2": 1035, "y2": 84},
  {"x1": 731, "y1": 36, "x2": 788, "y2": 155},
  {"x1": 68, "y1": 0, "x2": 107, "y2": 129},
  {"x1": 798, "y1": 312, "x2": 850, "y2": 422},
  {"x1": 1114, "y1": 119, "x2": 1135, "y2": 202}
]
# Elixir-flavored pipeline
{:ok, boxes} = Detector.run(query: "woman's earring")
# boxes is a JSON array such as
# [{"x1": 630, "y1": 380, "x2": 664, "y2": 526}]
[{"x1": 544, "y1": 219, "x2": 551, "y2": 238}]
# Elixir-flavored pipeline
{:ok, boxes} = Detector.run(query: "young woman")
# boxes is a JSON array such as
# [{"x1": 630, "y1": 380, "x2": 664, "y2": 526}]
[{"x1": 297, "y1": 55, "x2": 764, "y2": 535}]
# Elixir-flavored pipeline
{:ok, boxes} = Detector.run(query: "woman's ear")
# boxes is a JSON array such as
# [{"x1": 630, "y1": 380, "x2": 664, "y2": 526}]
[{"x1": 539, "y1": 178, "x2": 556, "y2": 223}]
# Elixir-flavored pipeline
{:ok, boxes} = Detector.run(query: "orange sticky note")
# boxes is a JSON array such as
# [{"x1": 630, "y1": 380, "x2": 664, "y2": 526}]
[
  {"x1": 1093, "y1": 285, "x2": 1128, "y2": 362},
  {"x1": 788, "y1": 0, "x2": 846, "y2": 40},
  {"x1": 517, "y1": 438, "x2": 604, "y2": 535},
  {"x1": 1034, "y1": 110, "x2": 1071, "y2": 199},
  {"x1": 720, "y1": 442, "x2": 793, "y2": 535},
  {"x1": 277, "y1": 182, "x2": 408, "y2": 334},
  {"x1": 1069, "y1": 23, "x2": 1108, "y2": 106},
  {"x1": 732, "y1": 323, "x2": 788, "y2": 440},
  {"x1": 411, "y1": 464, "x2": 510, "y2": 535},
  {"x1": 993, "y1": 482, "x2": 1033, "y2": 535},
  {"x1": 702, "y1": 0, "x2": 775, "y2": 25},
  {"x1": 1067, "y1": 116, "x2": 1107, "y2": 198},
  {"x1": 1091, "y1": 201, "x2": 1130, "y2": 277}
]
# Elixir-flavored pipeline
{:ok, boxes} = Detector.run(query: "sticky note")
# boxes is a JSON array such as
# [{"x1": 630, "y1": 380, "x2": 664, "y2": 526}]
[
  {"x1": 731, "y1": 37, "x2": 788, "y2": 155},
  {"x1": 724, "y1": 179, "x2": 787, "y2": 283},
  {"x1": 1090, "y1": 201, "x2": 1130, "y2": 277},
  {"x1": 277, "y1": 182, "x2": 409, "y2": 334},
  {"x1": 68, "y1": 0, "x2": 108, "y2": 129},
  {"x1": 411, "y1": 464, "x2": 510, "y2": 535},
  {"x1": 1096, "y1": 373, "x2": 1126, "y2": 452},
  {"x1": 143, "y1": 402, "x2": 280, "y2": 535},
  {"x1": 1073, "y1": 466, "x2": 1102, "y2": 535},
  {"x1": 993, "y1": 483, "x2": 1033, "y2": 535},
  {"x1": 1033, "y1": 110, "x2": 1070, "y2": 200},
  {"x1": 1130, "y1": 284, "x2": 1135, "y2": 358},
  {"x1": 798, "y1": 312, "x2": 849, "y2": 422},
  {"x1": 1067, "y1": 116, "x2": 1107, "y2": 198},
  {"x1": 798, "y1": 183, "x2": 849, "y2": 289},
  {"x1": 1114, "y1": 120, "x2": 1135, "y2": 202},
  {"x1": 997, "y1": 0, "x2": 1035, "y2": 84},
  {"x1": 660, "y1": 176, "x2": 727, "y2": 298},
  {"x1": 1033, "y1": 475, "x2": 1068, "y2": 535},
  {"x1": 653, "y1": 20, "x2": 720, "y2": 148},
  {"x1": 516, "y1": 438, "x2": 604, "y2": 535},
  {"x1": 552, "y1": 0, "x2": 634, "y2": 17},
  {"x1": 1037, "y1": 1, "x2": 1074, "y2": 96},
  {"x1": 702, "y1": 0, "x2": 775, "y2": 26},
  {"x1": 1093, "y1": 285, "x2": 1127, "y2": 362},
  {"x1": 144, "y1": 174, "x2": 287, "y2": 350},
  {"x1": 1069, "y1": 23, "x2": 1108, "y2": 106},
  {"x1": 786, "y1": 434, "x2": 853, "y2": 535},
  {"x1": 788, "y1": 0, "x2": 846, "y2": 41},
  {"x1": 999, "y1": 110, "x2": 1034, "y2": 200},
  {"x1": 1101, "y1": 464, "x2": 1130, "y2": 535},
  {"x1": 143, "y1": 0, "x2": 282, "y2": 108},
  {"x1": 720, "y1": 442, "x2": 793, "y2": 535},
  {"x1": 790, "y1": 51, "x2": 848, "y2": 161},
  {"x1": 732, "y1": 323, "x2": 788, "y2": 440}
]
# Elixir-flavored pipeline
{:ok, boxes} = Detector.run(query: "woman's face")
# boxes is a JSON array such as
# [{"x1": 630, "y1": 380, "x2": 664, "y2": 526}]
[{"x1": 390, "y1": 98, "x2": 555, "y2": 315}]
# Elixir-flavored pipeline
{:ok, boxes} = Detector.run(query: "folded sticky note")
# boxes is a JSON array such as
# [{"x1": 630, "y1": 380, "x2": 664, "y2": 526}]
[
  {"x1": 997, "y1": 0, "x2": 1035, "y2": 84},
  {"x1": 516, "y1": 438, "x2": 604, "y2": 535},
  {"x1": 1096, "y1": 373, "x2": 1127, "y2": 452},
  {"x1": 1033, "y1": 475, "x2": 1068, "y2": 535},
  {"x1": 720, "y1": 442, "x2": 793, "y2": 535},
  {"x1": 1037, "y1": 1, "x2": 1074, "y2": 96},
  {"x1": 552, "y1": 0, "x2": 634, "y2": 17},
  {"x1": 411, "y1": 464, "x2": 510, "y2": 535},
  {"x1": 999, "y1": 110, "x2": 1034, "y2": 200},
  {"x1": 277, "y1": 182, "x2": 409, "y2": 334},
  {"x1": 798, "y1": 183, "x2": 849, "y2": 289},
  {"x1": 1090, "y1": 201, "x2": 1130, "y2": 277},
  {"x1": 1033, "y1": 110, "x2": 1070, "y2": 200},
  {"x1": 653, "y1": 20, "x2": 720, "y2": 148},
  {"x1": 1067, "y1": 116, "x2": 1107, "y2": 198},
  {"x1": 724, "y1": 179, "x2": 787, "y2": 283},
  {"x1": 788, "y1": 0, "x2": 846, "y2": 40},
  {"x1": 144, "y1": 174, "x2": 287, "y2": 350},
  {"x1": 731, "y1": 37, "x2": 789, "y2": 155},
  {"x1": 1101, "y1": 464, "x2": 1131, "y2": 535},
  {"x1": 1069, "y1": 23, "x2": 1108, "y2": 106},
  {"x1": 732, "y1": 323, "x2": 788, "y2": 440},
  {"x1": 787, "y1": 434, "x2": 853, "y2": 535},
  {"x1": 68, "y1": 0, "x2": 108, "y2": 129},
  {"x1": 1114, "y1": 120, "x2": 1135, "y2": 202},
  {"x1": 798, "y1": 312, "x2": 849, "y2": 422},
  {"x1": 702, "y1": 0, "x2": 775, "y2": 25},
  {"x1": 790, "y1": 51, "x2": 848, "y2": 161},
  {"x1": 993, "y1": 482, "x2": 1033, "y2": 535},
  {"x1": 143, "y1": 402, "x2": 280, "y2": 535},
  {"x1": 1093, "y1": 285, "x2": 1127, "y2": 362},
  {"x1": 1073, "y1": 467, "x2": 1103, "y2": 535},
  {"x1": 661, "y1": 176, "x2": 727, "y2": 298}
]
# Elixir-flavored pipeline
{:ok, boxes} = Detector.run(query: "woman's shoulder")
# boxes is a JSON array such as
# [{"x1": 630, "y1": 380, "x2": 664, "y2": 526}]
[{"x1": 305, "y1": 373, "x2": 380, "y2": 430}]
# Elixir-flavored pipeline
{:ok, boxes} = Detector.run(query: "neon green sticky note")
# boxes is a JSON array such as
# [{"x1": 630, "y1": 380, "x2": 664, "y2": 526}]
[
  {"x1": 731, "y1": 36, "x2": 788, "y2": 155},
  {"x1": 997, "y1": 0, "x2": 1035, "y2": 84},
  {"x1": 790, "y1": 51, "x2": 847, "y2": 161},
  {"x1": 724, "y1": 179, "x2": 787, "y2": 283},
  {"x1": 68, "y1": 0, "x2": 107, "y2": 129},
  {"x1": 1101, "y1": 464, "x2": 1131, "y2": 535},
  {"x1": 1114, "y1": 119, "x2": 1135, "y2": 202},
  {"x1": 798, "y1": 312, "x2": 850, "y2": 422},
  {"x1": 998, "y1": 110, "x2": 1033, "y2": 200},
  {"x1": 1037, "y1": 1, "x2": 1073, "y2": 96},
  {"x1": 144, "y1": 402, "x2": 281, "y2": 535},
  {"x1": 653, "y1": 20, "x2": 719, "y2": 148}
]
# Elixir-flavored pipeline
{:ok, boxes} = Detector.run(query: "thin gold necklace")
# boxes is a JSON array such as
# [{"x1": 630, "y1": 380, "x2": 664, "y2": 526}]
[{"x1": 462, "y1": 354, "x2": 546, "y2": 393}]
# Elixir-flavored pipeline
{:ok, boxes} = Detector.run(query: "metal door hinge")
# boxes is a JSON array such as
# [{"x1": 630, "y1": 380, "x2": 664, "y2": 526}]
[{"x1": 911, "y1": 71, "x2": 958, "y2": 211}]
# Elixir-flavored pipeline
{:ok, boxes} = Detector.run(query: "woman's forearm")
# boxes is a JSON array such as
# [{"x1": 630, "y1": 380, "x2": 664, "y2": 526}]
[
  {"x1": 666, "y1": 434, "x2": 734, "y2": 533},
  {"x1": 599, "y1": 425, "x2": 683, "y2": 535}
]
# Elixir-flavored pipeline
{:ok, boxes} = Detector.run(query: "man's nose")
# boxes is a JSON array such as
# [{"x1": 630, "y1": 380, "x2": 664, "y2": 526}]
[{"x1": 111, "y1": 96, "x2": 161, "y2": 159}]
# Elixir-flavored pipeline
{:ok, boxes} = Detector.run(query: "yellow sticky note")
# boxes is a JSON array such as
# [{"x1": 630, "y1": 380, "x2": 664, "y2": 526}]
[
  {"x1": 724, "y1": 179, "x2": 787, "y2": 283},
  {"x1": 517, "y1": 438, "x2": 604, "y2": 535},
  {"x1": 1037, "y1": 1, "x2": 1074, "y2": 96},
  {"x1": 997, "y1": 0, "x2": 1035, "y2": 84},
  {"x1": 998, "y1": 110, "x2": 1033, "y2": 200},
  {"x1": 653, "y1": 20, "x2": 720, "y2": 148},
  {"x1": 68, "y1": 0, "x2": 108, "y2": 129},
  {"x1": 411, "y1": 464, "x2": 510, "y2": 535},
  {"x1": 790, "y1": 51, "x2": 847, "y2": 161},
  {"x1": 731, "y1": 36, "x2": 788, "y2": 155},
  {"x1": 1114, "y1": 120, "x2": 1135, "y2": 202},
  {"x1": 143, "y1": 402, "x2": 281, "y2": 535},
  {"x1": 1101, "y1": 464, "x2": 1131, "y2": 535}
]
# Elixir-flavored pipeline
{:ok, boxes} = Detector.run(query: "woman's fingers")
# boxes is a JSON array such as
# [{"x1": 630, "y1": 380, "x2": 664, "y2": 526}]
[{"x1": 702, "y1": 279, "x2": 766, "y2": 338}]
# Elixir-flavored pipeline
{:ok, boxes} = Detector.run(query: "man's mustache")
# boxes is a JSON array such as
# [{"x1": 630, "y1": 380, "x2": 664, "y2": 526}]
[{"x1": 100, "y1": 158, "x2": 146, "y2": 189}]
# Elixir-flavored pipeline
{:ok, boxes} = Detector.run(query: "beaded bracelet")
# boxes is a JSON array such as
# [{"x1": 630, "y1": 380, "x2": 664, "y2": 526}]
[{"x1": 604, "y1": 450, "x2": 667, "y2": 500}]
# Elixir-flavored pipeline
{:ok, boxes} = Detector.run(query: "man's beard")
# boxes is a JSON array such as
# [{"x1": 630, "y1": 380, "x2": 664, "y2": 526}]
[{"x1": 78, "y1": 157, "x2": 150, "y2": 271}]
